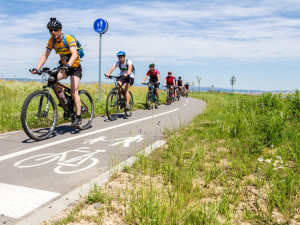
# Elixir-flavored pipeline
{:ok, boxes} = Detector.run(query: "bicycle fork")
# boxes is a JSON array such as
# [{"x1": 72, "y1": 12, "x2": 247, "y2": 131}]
[{"x1": 37, "y1": 87, "x2": 52, "y2": 117}]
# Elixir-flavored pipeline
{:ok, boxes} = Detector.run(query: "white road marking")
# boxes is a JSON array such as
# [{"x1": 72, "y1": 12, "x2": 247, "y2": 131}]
[
  {"x1": 0, "y1": 183, "x2": 60, "y2": 219},
  {"x1": 0, "y1": 108, "x2": 179, "y2": 162}
]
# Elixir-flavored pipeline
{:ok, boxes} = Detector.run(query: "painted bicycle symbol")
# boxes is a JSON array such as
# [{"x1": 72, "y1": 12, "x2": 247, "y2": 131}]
[{"x1": 14, "y1": 147, "x2": 106, "y2": 174}]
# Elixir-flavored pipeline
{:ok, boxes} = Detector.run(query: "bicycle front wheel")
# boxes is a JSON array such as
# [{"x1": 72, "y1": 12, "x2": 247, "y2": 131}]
[
  {"x1": 21, "y1": 90, "x2": 58, "y2": 141},
  {"x1": 106, "y1": 91, "x2": 119, "y2": 121},
  {"x1": 125, "y1": 91, "x2": 133, "y2": 117},
  {"x1": 146, "y1": 90, "x2": 153, "y2": 110},
  {"x1": 78, "y1": 90, "x2": 94, "y2": 130}
]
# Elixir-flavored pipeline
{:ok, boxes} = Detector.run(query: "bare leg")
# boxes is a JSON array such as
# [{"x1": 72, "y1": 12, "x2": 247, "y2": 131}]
[{"x1": 70, "y1": 75, "x2": 81, "y2": 116}]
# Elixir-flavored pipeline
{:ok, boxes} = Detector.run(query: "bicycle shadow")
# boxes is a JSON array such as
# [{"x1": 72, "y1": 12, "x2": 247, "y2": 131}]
[
  {"x1": 22, "y1": 125, "x2": 91, "y2": 143},
  {"x1": 103, "y1": 113, "x2": 129, "y2": 122}
]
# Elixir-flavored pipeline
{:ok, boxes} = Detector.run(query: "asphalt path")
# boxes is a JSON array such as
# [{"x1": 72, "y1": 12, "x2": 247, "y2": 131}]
[{"x1": 0, "y1": 97, "x2": 206, "y2": 225}]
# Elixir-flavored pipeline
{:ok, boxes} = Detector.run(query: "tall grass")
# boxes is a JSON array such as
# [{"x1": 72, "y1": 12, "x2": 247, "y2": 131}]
[
  {"x1": 0, "y1": 80, "x2": 166, "y2": 133},
  {"x1": 37, "y1": 91, "x2": 300, "y2": 224}
]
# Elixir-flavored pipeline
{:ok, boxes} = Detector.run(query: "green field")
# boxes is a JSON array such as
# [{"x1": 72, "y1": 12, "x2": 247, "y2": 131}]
[
  {"x1": 41, "y1": 91, "x2": 299, "y2": 225},
  {"x1": 0, "y1": 79, "x2": 166, "y2": 133}
]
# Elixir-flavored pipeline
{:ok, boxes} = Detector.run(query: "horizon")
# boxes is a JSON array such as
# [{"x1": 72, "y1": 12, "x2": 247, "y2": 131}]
[{"x1": 1, "y1": 0, "x2": 300, "y2": 91}]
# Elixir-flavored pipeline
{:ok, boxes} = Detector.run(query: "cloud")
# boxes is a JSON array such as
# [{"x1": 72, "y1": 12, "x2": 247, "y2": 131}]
[{"x1": 1, "y1": 0, "x2": 300, "y2": 80}]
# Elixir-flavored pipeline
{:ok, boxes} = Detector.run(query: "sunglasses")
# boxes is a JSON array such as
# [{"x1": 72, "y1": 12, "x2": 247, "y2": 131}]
[{"x1": 49, "y1": 28, "x2": 60, "y2": 32}]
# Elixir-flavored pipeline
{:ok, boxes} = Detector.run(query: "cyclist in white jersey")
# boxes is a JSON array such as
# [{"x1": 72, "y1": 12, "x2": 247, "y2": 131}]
[{"x1": 105, "y1": 51, "x2": 135, "y2": 110}]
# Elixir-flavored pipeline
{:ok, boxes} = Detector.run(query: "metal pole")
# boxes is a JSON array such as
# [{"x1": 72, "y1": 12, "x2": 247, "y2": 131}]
[{"x1": 98, "y1": 33, "x2": 102, "y2": 103}]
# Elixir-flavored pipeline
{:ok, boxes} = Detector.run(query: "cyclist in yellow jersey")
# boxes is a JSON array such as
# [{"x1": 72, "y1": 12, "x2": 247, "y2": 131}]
[{"x1": 31, "y1": 18, "x2": 82, "y2": 127}]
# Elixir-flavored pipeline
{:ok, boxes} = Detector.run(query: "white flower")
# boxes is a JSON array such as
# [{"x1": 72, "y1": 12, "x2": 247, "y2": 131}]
[
  {"x1": 265, "y1": 159, "x2": 271, "y2": 163},
  {"x1": 258, "y1": 157, "x2": 264, "y2": 162}
]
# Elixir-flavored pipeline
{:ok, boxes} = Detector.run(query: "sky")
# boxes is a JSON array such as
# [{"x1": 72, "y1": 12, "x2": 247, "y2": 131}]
[{"x1": 1, "y1": 0, "x2": 300, "y2": 91}]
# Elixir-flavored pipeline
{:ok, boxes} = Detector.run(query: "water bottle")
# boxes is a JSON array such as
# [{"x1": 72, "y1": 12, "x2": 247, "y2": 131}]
[{"x1": 58, "y1": 89, "x2": 67, "y2": 106}]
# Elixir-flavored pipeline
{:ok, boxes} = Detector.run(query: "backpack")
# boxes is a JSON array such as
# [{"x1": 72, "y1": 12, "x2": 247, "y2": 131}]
[
  {"x1": 52, "y1": 34, "x2": 84, "y2": 58},
  {"x1": 119, "y1": 59, "x2": 135, "y2": 74}
]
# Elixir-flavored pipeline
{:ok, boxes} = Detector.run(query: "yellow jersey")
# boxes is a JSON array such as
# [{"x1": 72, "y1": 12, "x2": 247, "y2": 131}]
[{"x1": 46, "y1": 34, "x2": 81, "y2": 67}]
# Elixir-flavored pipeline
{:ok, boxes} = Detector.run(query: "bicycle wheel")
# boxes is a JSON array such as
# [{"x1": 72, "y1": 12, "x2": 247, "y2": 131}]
[
  {"x1": 78, "y1": 90, "x2": 94, "y2": 130},
  {"x1": 106, "y1": 91, "x2": 119, "y2": 121},
  {"x1": 125, "y1": 91, "x2": 133, "y2": 117},
  {"x1": 166, "y1": 89, "x2": 171, "y2": 105},
  {"x1": 21, "y1": 90, "x2": 57, "y2": 141},
  {"x1": 146, "y1": 90, "x2": 153, "y2": 110}
]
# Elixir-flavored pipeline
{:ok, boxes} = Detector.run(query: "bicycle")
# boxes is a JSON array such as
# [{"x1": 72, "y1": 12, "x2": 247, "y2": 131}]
[
  {"x1": 143, "y1": 82, "x2": 159, "y2": 110},
  {"x1": 21, "y1": 67, "x2": 94, "y2": 141},
  {"x1": 164, "y1": 85, "x2": 174, "y2": 105},
  {"x1": 175, "y1": 87, "x2": 181, "y2": 101},
  {"x1": 105, "y1": 75, "x2": 133, "y2": 121}
]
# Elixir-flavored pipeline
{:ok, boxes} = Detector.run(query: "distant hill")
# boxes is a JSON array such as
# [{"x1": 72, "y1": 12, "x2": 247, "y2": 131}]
[{"x1": 1, "y1": 78, "x2": 293, "y2": 94}]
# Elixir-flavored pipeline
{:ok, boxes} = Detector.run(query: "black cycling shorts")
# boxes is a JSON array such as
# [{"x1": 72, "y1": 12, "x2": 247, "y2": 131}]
[
  {"x1": 117, "y1": 76, "x2": 134, "y2": 86},
  {"x1": 67, "y1": 65, "x2": 82, "y2": 79},
  {"x1": 150, "y1": 80, "x2": 160, "y2": 89}
]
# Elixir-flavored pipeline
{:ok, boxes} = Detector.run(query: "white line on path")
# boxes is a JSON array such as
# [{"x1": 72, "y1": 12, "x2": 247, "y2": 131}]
[
  {"x1": 0, "y1": 108, "x2": 179, "y2": 162},
  {"x1": 0, "y1": 183, "x2": 60, "y2": 219}
]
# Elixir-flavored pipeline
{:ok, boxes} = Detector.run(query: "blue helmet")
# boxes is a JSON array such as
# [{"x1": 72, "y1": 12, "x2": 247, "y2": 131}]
[{"x1": 117, "y1": 51, "x2": 126, "y2": 56}]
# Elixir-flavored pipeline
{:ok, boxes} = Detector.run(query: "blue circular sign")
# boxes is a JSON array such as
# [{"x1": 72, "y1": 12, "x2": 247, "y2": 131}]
[{"x1": 93, "y1": 19, "x2": 108, "y2": 34}]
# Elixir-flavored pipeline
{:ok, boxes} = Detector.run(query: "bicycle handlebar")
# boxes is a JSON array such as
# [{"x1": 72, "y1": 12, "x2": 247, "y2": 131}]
[
  {"x1": 104, "y1": 74, "x2": 122, "y2": 79},
  {"x1": 29, "y1": 67, "x2": 69, "y2": 76}
]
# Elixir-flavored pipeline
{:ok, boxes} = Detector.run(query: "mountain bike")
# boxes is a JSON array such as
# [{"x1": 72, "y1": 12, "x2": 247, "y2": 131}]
[
  {"x1": 143, "y1": 82, "x2": 159, "y2": 110},
  {"x1": 164, "y1": 85, "x2": 174, "y2": 105},
  {"x1": 21, "y1": 67, "x2": 94, "y2": 141},
  {"x1": 105, "y1": 75, "x2": 133, "y2": 121},
  {"x1": 175, "y1": 87, "x2": 181, "y2": 101}
]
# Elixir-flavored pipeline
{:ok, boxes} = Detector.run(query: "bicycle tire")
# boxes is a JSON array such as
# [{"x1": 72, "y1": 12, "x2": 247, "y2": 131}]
[
  {"x1": 166, "y1": 89, "x2": 171, "y2": 105},
  {"x1": 146, "y1": 90, "x2": 153, "y2": 110},
  {"x1": 21, "y1": 90, "x2": 58, "y2": 141},
  {"x1": 125, "y1": 91, "x2": 133, "y2": 117},
  {"x1": 78, "y1": 90, "x2": 94, "y2": 130},
  {"x1": 106, "y1": 91, "x2": 119, "y2": 121}
]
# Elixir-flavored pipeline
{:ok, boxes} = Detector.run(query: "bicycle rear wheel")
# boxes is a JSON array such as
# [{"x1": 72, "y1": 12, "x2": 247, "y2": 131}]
[
  {"x1": 146, "y1": 90, "x2": 153, "y2": 110},
  {"x1": 21, "y1": 90, "x2": 58, "y2": 141},
  {"x1": 78, "y1": 90, "x2": 94, "y2": 130},
  {"x1": 125, "y1": 91, "x2": 133, "y2": 117},
  {"x1": 106, "y1": 91, "x2": 119, "y2": 121}
]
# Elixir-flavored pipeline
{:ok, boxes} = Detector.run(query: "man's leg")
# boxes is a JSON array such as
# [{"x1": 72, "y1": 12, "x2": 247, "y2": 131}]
[
  {"x1": 124, "y1": 83, "x2": 130, "y2": 108},
  {"x1": 70, "y1": 75, "x2": 81, "y2": 116},
  {"x1": 70, "y1": 75, "x2": 81, "y2": 127}
]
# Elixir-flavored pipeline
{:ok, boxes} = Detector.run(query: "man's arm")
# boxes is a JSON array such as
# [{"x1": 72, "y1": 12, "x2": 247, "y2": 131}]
[
  {"x1": 157, "y1": 73, "x2": 160, "y2": 83},
  {"x1": 141, "y1": 74, "x2": 148, "y2": 83},
  {"x1": 36, "y1": 48, "x2": 52, "y2": 70},
  {"x1": 125, "y1": 64, "x2": 132, "y2": 77},
  {"x1": 67, "y1": 46, "x2": 78, "y2": 67},
  {"x1": 106, "y1": 65, "x2": 116, "y2": 77}
]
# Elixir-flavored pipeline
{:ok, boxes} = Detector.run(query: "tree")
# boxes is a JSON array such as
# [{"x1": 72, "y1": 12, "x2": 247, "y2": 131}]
[
  {"x1": 196, "y1": 76, "x2": 201, "y2": 93},
  {"x1": 230, "y1": 75, "x2": 236, "y2": 91}
]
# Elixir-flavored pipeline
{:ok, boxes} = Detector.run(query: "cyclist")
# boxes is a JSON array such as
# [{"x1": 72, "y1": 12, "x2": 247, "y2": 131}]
[
  {"x1": 163, "y1": 71, "x2": 176, "y2": 98},
  {"x1": 105, "y1": 51, "x2": 134, "y2": 110},
  {"x1": 184, "y1": 82, "x2": 190, "y2": 96},
  {"x1": 141, "y1": 63, "x2": 161, "y2": 104},
  {"x1": 31, "y1": 18, "x2": 83, "y2": 127},
  {"x1": 176, "y1": 76, "x2": 184, "y2": 95}
]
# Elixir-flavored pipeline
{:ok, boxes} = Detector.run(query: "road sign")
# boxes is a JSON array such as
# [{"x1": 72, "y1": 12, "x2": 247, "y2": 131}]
[
  {"x1": 93, "y1": 19, "x2": 108, "y2": 34},
  {"x1": 93, "y1": 18, "x2": 109, "y2": 102}
]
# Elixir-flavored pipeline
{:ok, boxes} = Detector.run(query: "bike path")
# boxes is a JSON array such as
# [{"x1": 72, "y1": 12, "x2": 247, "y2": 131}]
[{"x1": 0, "y1": 97, "x2": 206, "y2": 225}]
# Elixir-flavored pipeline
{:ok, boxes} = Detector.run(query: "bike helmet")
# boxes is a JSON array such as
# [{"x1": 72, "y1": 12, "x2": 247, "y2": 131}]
[
  {"x1": 168, "y1": 71, "x2": 172, "y2": 74},
  {"x1": 47, "y1": 18, "x2": 62, "y2": 30},
  {"x1": 149, "y1": 63, "x2": 155, "y2": 68},
  {"x1": 178, "y1": 76, "x2": 181, "y2": 79},
  {"x1": 117, "y1": 51, "x2": 126, "y2": 56}
]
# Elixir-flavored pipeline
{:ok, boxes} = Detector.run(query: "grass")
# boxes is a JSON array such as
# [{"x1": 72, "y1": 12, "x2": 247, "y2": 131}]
[
  {"x1": 40, "y1": 91, "x2": 299, "y2": 225},
  {"x1": 0, "y1": 79, "x2": 166, "y2": 133}
]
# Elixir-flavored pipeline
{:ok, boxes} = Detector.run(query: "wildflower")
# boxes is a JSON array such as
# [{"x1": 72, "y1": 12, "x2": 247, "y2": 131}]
[
  {"x1": 258, "y1": 157, "x2": 264, "y2": 162},
  {"x1": 265, "y1": 158, "x2": 271, "y2": 163}
]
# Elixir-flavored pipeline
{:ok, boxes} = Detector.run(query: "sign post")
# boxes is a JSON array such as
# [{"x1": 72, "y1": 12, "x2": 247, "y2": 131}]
[{"x1": 93, "y1": 18, "x2": 109, "y2": 102}]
